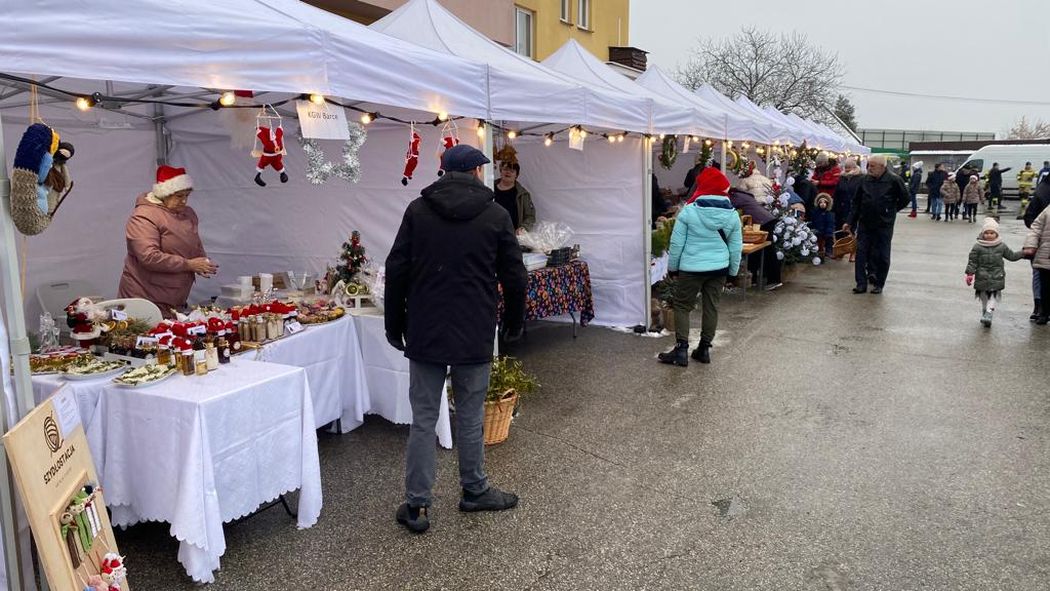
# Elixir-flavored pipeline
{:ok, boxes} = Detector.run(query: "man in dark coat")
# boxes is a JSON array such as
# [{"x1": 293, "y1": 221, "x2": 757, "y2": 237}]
[
  {"x1": 908, "y1": 164, "x2": 923, "y2": 216},
  {"x1": 986, "y1": 162, "x2": 1012, "y2": 210},
  {"x1": 1024, "y1": 175, "x2": 1050, "y2": 319},
  {"x1": 834, "y1": 159, "x2": 864, "y2": 229},
  {"x1": 925, "y1": 163, "x2": 949, "y2": 221},
  {"x1": 385, "y1": 144, "x2": 528, "y2": 533},
  {"x1": 843, "y1": 155, "x2": 911, "y2": 294}
]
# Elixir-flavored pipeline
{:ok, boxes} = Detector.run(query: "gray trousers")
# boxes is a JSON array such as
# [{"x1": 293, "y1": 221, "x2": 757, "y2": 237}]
[{"x1": 406, "y1": 360, "x2": 491, "y2": 507}]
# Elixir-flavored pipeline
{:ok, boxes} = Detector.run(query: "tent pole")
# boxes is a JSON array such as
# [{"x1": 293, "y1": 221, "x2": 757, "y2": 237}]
[
  {"x1": 0, "y1": 109, "x2": 34, "y2": 591},
  {"x1": 642, "y1": 137, "x2": 653, "y2": 330}
]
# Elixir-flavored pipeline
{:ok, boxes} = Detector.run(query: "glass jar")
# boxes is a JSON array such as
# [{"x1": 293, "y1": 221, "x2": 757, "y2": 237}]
[
  {"x1": 266, "y1": 314, "x2": 283, "y2": 341},
  {"x1": 180, "y1": 350, "x2": 195, "y2": 376},
  {"x1": 255, "y1": 316, "x2": 267, "y2": 342},
  {"x1": 217, "y1": 336, "x2": 231, "y2": 365},
  {"x1": 205, "y1": 341, "x2": 219, "y2": 371},
  {"x1": 156, "y1": 346, "x2": 171, "y2": 368}
]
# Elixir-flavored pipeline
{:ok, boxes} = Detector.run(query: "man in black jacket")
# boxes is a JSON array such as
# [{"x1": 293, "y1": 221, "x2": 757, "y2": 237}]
[
  {"x1": 987, "y1": 162, "x2": 1011, "y2": 210},
  {"x1": 843, "y1": 155, "x2": 911, "y2": 294},
  {"x1": 385, "y1": 144, "x2": 527, "y2": 533}
]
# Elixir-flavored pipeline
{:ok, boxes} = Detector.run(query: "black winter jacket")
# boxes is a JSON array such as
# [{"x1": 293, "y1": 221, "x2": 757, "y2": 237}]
[
  {"x1": 1024, "y1": 178, "x2": 1050, "y2": 228},
  {"x1": 988, "y1": 166, "x2": 1011, "y2": 191},
  {"x1": 833, "y1": 171, "x2": 864, "y2": 226},
  {"x1": 846, "y1": 171, "x2": 910, "y2": 230},
  {"x1": 385, "y1": 172, "x2": 527, "y2": 365}
]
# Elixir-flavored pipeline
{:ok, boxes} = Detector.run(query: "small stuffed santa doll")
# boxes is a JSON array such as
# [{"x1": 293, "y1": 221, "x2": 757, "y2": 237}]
[
  {"x1": 254, "y1": 126, "x2": 288, "y2": 187},
  {"x1": 436, "y1": 135, "x2": 459, "y2": 177},
  {"x1": 401, "y1": 131, "x2": 421, "y2": 186}
]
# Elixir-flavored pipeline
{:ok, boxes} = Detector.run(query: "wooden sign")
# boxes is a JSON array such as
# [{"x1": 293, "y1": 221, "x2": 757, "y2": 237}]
[{"x1": 2, "y1": 387, "x2": 130, "y2": 590}]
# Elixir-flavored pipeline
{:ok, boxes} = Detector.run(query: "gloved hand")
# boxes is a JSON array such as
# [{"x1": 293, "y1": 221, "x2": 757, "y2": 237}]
[
  {"x1": 386, "y1": 331, "x2": 405, "y2": 351},
  {"x1": 965, "y1": 274, "x2": 974, "y2": 287}
]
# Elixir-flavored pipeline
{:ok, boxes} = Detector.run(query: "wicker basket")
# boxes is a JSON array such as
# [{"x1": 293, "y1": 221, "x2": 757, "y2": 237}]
[
  {"x1": 743, "y1": 229, "x2": 768, "y2": 244},
  {"x1": 483, "y1": 391, "x2": 518, "y2": 445},
  {"x1": 832, "y1": 230, "x2": 856, "y2": 259}
]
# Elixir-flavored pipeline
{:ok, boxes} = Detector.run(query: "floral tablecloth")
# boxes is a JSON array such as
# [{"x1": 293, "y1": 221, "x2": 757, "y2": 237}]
[{"x1": 505, "y1": 260, "x2": 595, "y2": 325}]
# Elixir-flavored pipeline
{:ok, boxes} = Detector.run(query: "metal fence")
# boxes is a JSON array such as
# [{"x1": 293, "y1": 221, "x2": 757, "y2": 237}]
[{"x1": 859, "y1": 129, "x2": 995, "y2": 151}]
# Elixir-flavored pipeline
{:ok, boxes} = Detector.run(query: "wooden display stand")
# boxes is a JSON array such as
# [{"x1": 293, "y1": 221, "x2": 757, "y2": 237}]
[{"x1": 2, "y1": 388, "x2": 130, "y2": 590}]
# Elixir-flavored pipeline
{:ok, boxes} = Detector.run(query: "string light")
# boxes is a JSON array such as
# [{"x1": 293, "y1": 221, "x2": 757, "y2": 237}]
[
  {"x1": 704, "y1": 139, "x2": 713, "y2": 147},
  {"x1": 579, "y1": 127, "x2": 588, "y2": 139},
  {"x1": 360, "y1": 112, "x2": 375, "y2": 125},
  {"x1": 507, "y1": 130, "x2": 517, "y2": 140},
  {"x1": 607, "y1": 134, "x2": 616, "y2": 143},
  {"x1": 308, "y1": 93, "x2": 325, "y2": 105},
  {"x1": 616, "y1": 134, "x2": 625, "y2": 143},
  {"x1": 437, "y1": 111, "x2": 449, "y2": 122},
  {"x1": 658, "y1": 134, "x2": 666, "y2": 140},
  {"x1": 219, "y1": 92, "x2": 236, "y2": 107},
  {"x1": 544, "y1": 134, "x2": 553, "y2": 147},
  {"x1": 742, "y1": 142, "x2": 750, "y2": 150},
  {"x1": 476, "y1": 121, "x2": 486, "y2": 138},
  {"x1": 75, "y1": 96, "x2": 95, "y2": 111}
]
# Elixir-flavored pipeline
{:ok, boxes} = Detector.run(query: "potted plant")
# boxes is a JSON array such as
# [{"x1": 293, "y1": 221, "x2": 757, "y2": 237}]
[{"x1": 482, "y1": 356, "x2": 539, "y2": 445}]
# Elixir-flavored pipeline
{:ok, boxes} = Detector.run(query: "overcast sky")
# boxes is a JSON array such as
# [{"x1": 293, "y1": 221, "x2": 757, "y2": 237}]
[{"x1": 630, "y1": 0, "x2": 1050, "y2": 136}]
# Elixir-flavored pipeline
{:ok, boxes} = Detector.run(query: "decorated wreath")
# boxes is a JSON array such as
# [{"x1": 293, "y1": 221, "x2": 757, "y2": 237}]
[
  {"x1": 298, "y1": 122, "x2": 367, "y2": 185},
  {"x1": 658, "y1": 135, "x2": 678, "y2": 170}
]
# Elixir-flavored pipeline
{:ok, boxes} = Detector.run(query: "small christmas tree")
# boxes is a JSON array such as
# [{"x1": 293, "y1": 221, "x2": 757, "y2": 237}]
[{"x1": 336, "y1": 230, "x2": 367, "y2": 284}]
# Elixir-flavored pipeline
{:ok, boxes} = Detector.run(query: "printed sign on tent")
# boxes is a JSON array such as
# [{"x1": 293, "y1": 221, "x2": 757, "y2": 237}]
[{"x1": 296, "y1": 101, "x2": 351, "y2": 140}]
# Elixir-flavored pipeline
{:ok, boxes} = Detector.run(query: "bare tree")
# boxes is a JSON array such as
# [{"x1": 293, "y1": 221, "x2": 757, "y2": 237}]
[
  {"x1": 677, "y1": 27, "x2": 843, "y2": 123},
  {"x1": 1008, "y1": 116, "x2": 1050, "y2": 139}
]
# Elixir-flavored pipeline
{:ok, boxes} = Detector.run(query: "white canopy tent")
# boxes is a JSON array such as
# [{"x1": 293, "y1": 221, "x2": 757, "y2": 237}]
[
  {"x1": 693, "y1": 85, "x2": 793, "y2": 145},
  {"x1": 542, "y1": 40, "x2": 722, "y2": 138},
  {"x1": 634, "y1": 66, "x2": 765, "y2": 143},
  {"x1": 371, "y1": 0, "x2": 651, "y2": 132},
  {"x1": 733, "y1": 96, "x2": 808, "y2": 146}
]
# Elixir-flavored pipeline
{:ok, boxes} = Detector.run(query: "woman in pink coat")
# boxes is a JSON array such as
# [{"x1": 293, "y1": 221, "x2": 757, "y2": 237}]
[{"x1": 118, "y1": 166, "x2": 217, "y2": 317}]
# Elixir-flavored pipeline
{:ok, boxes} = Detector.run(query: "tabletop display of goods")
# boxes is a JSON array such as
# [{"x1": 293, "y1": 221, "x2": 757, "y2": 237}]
[
  {"x1": 62, "y1": 357, "x2": 128, "y2": 381},
  {"x1": 297, "y1": 299, "x2": 346, "y2": 325},
  {"x1": 29, "y1": 349, "x2": 92, "y2": 374},
  {"x1": 113, "y1": 364, "x2": 177, "y2": 388}
]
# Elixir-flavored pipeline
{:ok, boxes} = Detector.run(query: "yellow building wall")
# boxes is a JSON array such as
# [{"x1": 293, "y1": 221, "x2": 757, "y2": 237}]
[{"x1": 516, "y1": 0, "x2": 630, "y2": 61}]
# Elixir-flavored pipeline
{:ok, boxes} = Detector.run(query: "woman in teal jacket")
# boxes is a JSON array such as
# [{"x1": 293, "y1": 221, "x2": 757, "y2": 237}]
[{"x1": 659, "y1": 167, "x2": 743, "y2": 367}]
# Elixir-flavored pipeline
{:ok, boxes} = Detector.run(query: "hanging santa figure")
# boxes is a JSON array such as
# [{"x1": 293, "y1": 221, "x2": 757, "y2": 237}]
[
  {"x1": 436, "y1": 134, "x2": 460, "y2": 177},
  {"x1": 401, "y1": 130, "x2": 421, "y2": 186},
  {"x1": 254, "y1": 124, "x2": 288, "y2": 187}
]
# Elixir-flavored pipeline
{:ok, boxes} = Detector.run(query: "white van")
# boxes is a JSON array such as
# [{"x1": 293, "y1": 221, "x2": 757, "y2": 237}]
[{"x1": 955, "y1": 144, "x2": 1050, "y2": 197}]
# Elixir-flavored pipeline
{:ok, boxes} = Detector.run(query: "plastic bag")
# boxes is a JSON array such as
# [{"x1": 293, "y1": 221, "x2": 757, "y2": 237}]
[{"x1": 517, "y1": 221, "x2": 574, "y2": 254}]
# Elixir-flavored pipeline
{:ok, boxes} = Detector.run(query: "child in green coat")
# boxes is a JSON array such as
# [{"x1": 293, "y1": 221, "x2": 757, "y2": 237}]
[{"x1": 965, "y1": 218, "x2": 1024, "y2": 327}]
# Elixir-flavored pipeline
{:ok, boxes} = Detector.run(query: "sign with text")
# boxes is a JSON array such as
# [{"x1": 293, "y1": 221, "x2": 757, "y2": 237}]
[
  {"x1": 3, "y1": 390, "x2": 130, "y2": 590},
  {"x1": 296, "y1": 100, "x2": 350, "y2": 140}
]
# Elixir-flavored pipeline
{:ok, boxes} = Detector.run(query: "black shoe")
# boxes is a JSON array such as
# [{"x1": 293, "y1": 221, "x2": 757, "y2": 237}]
[
  {"x1": 459, "y1": 487, "x2": 519, "y2": 512},
  {"x1": 867, "y1": 274, "x2": 877, "y2": 286},
  {"x1": 691, "y1": 341, "x2": 711, "y2": 364},
  {"x1": 254, "y1": 172, "x2": 266, "y2": 187},
  {"x1": 1032, "y1": 300, "x2": 1042, "y2": 322},
  {"x1": 658, "y1": 339, "x2": 689, "y2": 367},
  {"x1": 852, "y1": 286, "x2": 867, "y2": 294},
  {"x1": 1037, "y1": 316, "x2": 1049, "y2": 326},
  {"x1": 396, "y1": 503, "x2": 430, "y2": 533},
  {"x1": 871, "y1": 286, "x2": 883, "y2": 294},
  {"x1": 279, "y1": 171, "x2": 289, "y2": 183}
]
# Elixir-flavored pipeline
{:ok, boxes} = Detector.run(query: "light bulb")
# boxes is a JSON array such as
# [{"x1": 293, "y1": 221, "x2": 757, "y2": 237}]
[
  {"x1": 75, "y1": 96, "x2": 93, "y2": 111},
  {"x1": 360, "y1": 112, "x2": 374, "y2": 125},
  {"x1": 658, "y1": 134, "x2": 666, "y2": 140},
  {"x1": 607, "y1": 134, "x2": 615, "y2": 143},
  {"x1": 742, "y1": 142, "x2": 750, "y2": 150},
  {"x1": 704, "y1": 139, "x2": 713, "y2": 147},
  {"x1": 437, "y1": 111, "x2": 449, "y2": 121},
  {"x1": 507, "y1": 130, "x2": 517, "y2": 139},
  {"x1": 580, "y1": 129, "x2": 588, "y2": 138},
  {"x1": 219, "y1": 92, "x2": 236, "y2": 107},
  {"x1": 617, "y1": 134, "x2": 625, "y2": 143},
  {"x1": 544, "y1": 135, "x2": 553, "y2": 147},
  {"x1": 476, "y1": 124, "x2": 486, "y2": 138},
  {"x1": 308, "y1": 93, "x2": 325, "y2": 105}
]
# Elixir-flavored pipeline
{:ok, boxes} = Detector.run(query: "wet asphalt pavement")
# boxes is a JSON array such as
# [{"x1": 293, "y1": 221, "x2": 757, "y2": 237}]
[{"x1": 122, "y1": 207, "x2": 1050, "y2": 590}]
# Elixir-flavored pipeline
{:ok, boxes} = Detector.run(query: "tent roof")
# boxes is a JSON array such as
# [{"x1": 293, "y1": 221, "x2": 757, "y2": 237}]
[
  {"x1": 542, "y1": 40, "x2": 718, "y2": 136},
  {"x1": 693, "y1": 85, "x2": 793, "y2": 145},
  {"x1": 732, "y1": 96, "x2": 807, "y2": 145},
  {"x1": 633, "y1": 66, "x2": 761, "y2": 142},
  {"x1": 0, "y1": 0, "x2": 491, "y2": 118},
  {"x1": 371, "y1": 0, "x2": 651, "y2": 131}
]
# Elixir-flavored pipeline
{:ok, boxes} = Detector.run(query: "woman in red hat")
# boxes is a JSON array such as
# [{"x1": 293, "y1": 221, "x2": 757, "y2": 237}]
[{"x1": 118, "y1": 165, "x2": 217, "y2": 317}]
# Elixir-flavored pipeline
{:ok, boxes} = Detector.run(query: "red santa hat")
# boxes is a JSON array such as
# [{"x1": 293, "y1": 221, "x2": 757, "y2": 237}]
[
  {"x1": 688, "y1": 167, "x2": 731, "y2": 203},
  {"x1": 152, "y1": 165, "x2": 194, "y2": 199}
]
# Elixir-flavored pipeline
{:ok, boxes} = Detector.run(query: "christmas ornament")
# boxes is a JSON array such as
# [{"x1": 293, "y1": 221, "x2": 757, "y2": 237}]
[
  {"x1": 9, "y1": 123, "x2": 75, "y2": 235},
  {"x1": 436, "y1": 119, "x2": 461, "y2": 177},
  {"x1": 298, "y1": 121, "x2": 367, "y2": 185},
  {"x1": 658, "y1": 136, "x2": 678, "y2": 170},
  {"x1": 401, "y1": 125, "x2": 421, "y2": 186},
  {"x1": 250, "y1": 105, "x2": 288, "y2": 187}
]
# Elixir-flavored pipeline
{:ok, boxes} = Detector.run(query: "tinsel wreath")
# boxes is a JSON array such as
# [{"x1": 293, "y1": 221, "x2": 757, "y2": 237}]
[
  {"x1": 658, "y1": 135, "x2": 678, "y2": 170},
  {"x1": 298, "y1": 122, "x2": 367, "y2": 185}
]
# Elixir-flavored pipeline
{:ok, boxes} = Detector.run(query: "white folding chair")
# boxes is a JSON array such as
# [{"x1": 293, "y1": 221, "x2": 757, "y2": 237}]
[
  {"x1": 35, "y1": 280, "x2": 102, "y2": 333},
  {"x1": 95, "y1": 298, "x2": 164, "y2": 326}
]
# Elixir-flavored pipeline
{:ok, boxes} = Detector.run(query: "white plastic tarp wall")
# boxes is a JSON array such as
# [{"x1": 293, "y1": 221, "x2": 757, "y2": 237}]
[{"x1": 514, "y1": 137, "x2": 647, "y2": 328}]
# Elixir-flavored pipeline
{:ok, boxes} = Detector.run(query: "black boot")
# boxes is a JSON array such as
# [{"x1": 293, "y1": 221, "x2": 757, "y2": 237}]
[
  {"x1": 658, "y1": 339, "x2": 689, "y2": 367},
  {"x1": 691, "y1": 340, "x2": 712, "y2": 364},
  {"x1": 254, "y1": 172, "x2": 266, "y2": 187},
  {"x1": 279, "y1": 171, "x2": 289, "y2": 183},
  {"x1": 1032, "y1": 299, "x2": 1042, "y2": 322}
]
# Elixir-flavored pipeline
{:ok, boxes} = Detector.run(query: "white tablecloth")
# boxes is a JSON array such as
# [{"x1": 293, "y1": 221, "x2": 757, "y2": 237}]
[
  {"x1": 349, "y1": 309, "x2": 452, "y2": 449},
  {"x1": 247, "y1": 316, "x2": 369, "y2": 432},
  {"x1": 32, "y1": 373, "x2": 108, "y2": 466},
  {"x1": 33, "y1": 360, "x2": 323, "y2": 583}
]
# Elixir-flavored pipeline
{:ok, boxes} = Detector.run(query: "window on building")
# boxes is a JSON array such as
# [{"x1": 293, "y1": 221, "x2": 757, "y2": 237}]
[
  {"x1": 560, "y1": 0, "x2": 571, "y2": 22},
  {"x1": 515, "y1": 7, "x2": 534, "y2": 58},
  {"x1": 577, "y1": 0, "x2": 591, "y2": 29}
]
